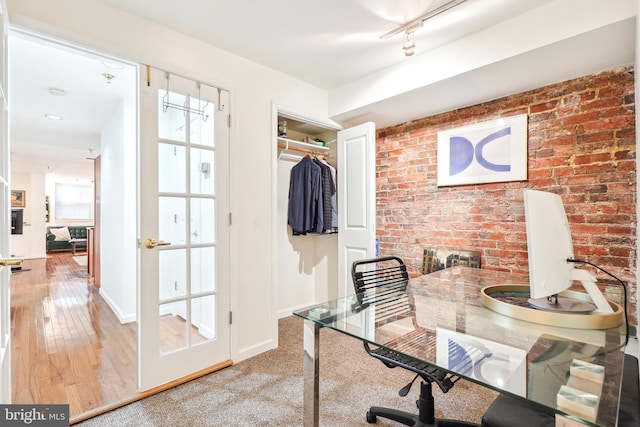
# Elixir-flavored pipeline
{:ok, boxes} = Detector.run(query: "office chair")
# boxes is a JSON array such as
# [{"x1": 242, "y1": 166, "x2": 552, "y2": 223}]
[{"x1": 351, "y1": 256, "x2": 479, "y2": 426}]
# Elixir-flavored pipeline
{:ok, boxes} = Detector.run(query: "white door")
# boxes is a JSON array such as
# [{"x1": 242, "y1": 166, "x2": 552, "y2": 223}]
[
  {"x1": 337, "y1": 122, "x2": 376, "y2": 300},
  {"x1": 138, "y1": 66, "x2": 231, "y2": 389},
  {"x1": 0, "y1": 0, "x2": 13, "y2": 403}
]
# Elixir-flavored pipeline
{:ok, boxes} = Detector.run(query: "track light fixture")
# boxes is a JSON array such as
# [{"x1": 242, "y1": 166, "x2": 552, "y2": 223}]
[{"x1": 381, "y1": 0, "x2": 467, "y2": 56}]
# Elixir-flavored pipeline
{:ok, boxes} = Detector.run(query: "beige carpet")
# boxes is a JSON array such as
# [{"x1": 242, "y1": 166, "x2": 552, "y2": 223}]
[{"x1": 76, "y1": 316, "x2": 497, "y2": 426}]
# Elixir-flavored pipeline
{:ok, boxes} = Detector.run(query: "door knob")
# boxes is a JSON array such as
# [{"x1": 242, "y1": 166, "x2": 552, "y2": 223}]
[
  {"x1": 0, "y1": 258, "x2": 22, "y2": 267},
  {"x1": 144, "y1": 238, "x2": 171, "y2": 249}
]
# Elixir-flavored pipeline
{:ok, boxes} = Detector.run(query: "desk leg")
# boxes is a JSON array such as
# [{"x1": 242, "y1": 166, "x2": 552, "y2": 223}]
[{"x1": 303, "y1": 320, "x2": 320, "y2": 427}]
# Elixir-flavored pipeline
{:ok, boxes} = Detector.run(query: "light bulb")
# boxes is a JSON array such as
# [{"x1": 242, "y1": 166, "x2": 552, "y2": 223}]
[{"x1": 403, "y1": 32, "x2": 415, "y2": 57}]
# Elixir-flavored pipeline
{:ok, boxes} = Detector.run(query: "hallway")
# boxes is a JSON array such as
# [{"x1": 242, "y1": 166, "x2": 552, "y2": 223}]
[{"x1": 10, "y1": 253, "x2": 137, "y2": 418}]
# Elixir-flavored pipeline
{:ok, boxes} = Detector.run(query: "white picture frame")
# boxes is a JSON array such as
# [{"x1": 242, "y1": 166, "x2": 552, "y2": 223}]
[{"x1": 437, "y1": 114, "x2": 528, "y2": 186}]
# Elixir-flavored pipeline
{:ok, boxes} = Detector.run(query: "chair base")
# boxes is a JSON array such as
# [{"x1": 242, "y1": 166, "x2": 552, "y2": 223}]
[
  {"x1": 365, "y1": 381, "x2": 479, "y2": 427},
  {"x1": 366, "y1": 406, "x2": 479, "y2": 426}
]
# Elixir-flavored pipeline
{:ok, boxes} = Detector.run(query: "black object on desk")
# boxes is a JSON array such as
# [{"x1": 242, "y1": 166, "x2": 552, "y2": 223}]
[{"x1": 481, "y1": 353, "x2": 639, "y2": 427}]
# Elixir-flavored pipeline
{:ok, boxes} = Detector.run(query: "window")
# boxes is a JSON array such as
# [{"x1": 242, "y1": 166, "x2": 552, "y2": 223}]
[{"x1": 54, "y1": 182, "x2": 93, "y2": 220}]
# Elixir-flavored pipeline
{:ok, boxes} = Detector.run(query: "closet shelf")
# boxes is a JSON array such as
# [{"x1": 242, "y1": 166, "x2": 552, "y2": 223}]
[{"x1": 277, "y1": 137, "x2": 330, "y2": 153}]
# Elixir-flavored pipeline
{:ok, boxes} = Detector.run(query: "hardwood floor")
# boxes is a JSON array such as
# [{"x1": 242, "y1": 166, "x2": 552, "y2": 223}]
[{"x1": 10, "y1": 253, "x2": 137, "y2": 418}]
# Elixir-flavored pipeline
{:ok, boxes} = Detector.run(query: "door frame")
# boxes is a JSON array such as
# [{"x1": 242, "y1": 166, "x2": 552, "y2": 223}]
[
  {"x1": 4, "y1": 26, "x2": 234, "y2": 403},
  {"x1": 271, "y1": 104, "x2": 376, "y2": 344},
  {"x1": 4, "y1": 26, "x2": 139, "y2": 405},
  {"x1": 0, "y1": 0, "x2": 9, "y2": 404},
  {"x1": 271, "y1": 104, "x2": 344, "y2": 347}
]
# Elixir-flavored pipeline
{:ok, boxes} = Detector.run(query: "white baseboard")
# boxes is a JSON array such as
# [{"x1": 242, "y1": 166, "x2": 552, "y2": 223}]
[
  {"x1": 234, "y1": 337, "x2": 276, "y2": 363},
  {"x1": 278, "y1": 303, "x2": 316, "y2": 319},
  {"x1": 198, "y1": 323, "x2": 215, "y2": 340},
  {"x1": 99, "y1": 288, "x2": 136, "y2": 324}
]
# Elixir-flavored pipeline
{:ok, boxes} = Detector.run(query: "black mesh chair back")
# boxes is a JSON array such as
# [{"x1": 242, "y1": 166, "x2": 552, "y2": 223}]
[
  {"x1": 350, "y1": 256, "x2": 476, "y2": 426},
  {"x1": 351, "y1": 256, "x2": 410, "y2": 319}
]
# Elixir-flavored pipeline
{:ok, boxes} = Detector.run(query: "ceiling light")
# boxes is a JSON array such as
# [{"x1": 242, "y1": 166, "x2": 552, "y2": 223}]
[
  {"x1": 102, "y1": 73, "x2": 115, "y2": 84},
  {"x1": 48, "y1": 87, "x2": 67, "y2": 96},
  {"x1": 402, "y1": 32, "x2": 415, "y2": 57},
  {"x1": 44, "y1": 114, "x2": 63, "y2": 121}
]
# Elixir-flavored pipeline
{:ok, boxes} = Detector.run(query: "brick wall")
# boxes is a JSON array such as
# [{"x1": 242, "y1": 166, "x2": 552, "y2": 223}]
[{"x1": 376, "y1": 66, "x2": 637, "y2": 324}]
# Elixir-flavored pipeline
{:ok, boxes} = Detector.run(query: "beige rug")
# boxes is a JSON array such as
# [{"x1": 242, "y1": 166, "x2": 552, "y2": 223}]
[
  {"x1": 73, "y1": 255, "x2": 88, "y2": 267},
  {"x1": 76, "y1": 316, "x2": 497, "y2": 426}
]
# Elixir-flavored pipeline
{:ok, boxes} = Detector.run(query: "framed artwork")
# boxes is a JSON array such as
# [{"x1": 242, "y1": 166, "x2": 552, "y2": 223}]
[
  {"x1": 11, "y1": 190, "x2": 25, "y2": 208},
  {"x1": 437, "y1": 114, "x2": 528, "y2": 186}
]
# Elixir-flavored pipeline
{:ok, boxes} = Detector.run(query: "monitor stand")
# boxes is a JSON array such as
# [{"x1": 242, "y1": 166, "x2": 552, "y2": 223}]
[
  {"x1": 528, "y1": 295, "x2": 595, "y2": 313},
  {"x1": 528, "y1": 268, "x2": 614, "y2": 314}
]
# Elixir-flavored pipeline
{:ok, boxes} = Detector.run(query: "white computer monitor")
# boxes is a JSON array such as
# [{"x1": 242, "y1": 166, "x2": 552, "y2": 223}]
[{"x1": 523, "y1": 189, "x2": 612, "y2": 313}]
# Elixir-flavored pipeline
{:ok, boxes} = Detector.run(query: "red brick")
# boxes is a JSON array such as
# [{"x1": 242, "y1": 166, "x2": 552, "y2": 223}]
[
  {"x1": 561, "y1": 111, "x2": 600, "y2": 125},
  {"x1": 530, "y1": 100, "x2": 561, "y2": 113},
  {"x1": 572, "y1": 152, "x2": 612, "y2": 165}
]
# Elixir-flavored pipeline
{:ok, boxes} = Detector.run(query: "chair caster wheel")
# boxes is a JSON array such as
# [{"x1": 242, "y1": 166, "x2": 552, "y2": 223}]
[{"x1": 366, "y1": 411, "x2": 377, "y2": 423}]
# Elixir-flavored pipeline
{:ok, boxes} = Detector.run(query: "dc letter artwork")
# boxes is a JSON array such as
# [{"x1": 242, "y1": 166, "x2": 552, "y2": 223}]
[{"x1": 437, "y1": 114, "x2": 528, "y2": 186}]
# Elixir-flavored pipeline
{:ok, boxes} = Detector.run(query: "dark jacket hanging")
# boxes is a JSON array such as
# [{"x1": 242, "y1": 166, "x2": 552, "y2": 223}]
[
  {"x1": 288, "y1": 157, "x2": 324, "y2": 235},
  {"x1": 313, "y1": 159, "x2": 335, "y2": 233}
]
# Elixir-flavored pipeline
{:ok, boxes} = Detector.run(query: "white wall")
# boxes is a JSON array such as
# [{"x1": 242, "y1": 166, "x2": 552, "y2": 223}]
[
  {"x1": 7, "y1": 0, "x2": 332, "y2": 362},
  {"x1": 9, "y1": 171, "x2": 46, "y2": 258},
  {"x1": 276, "y1": 158, "x2": 317, "y2": 317},
  {"x1": 99, "y1": 99, "x2": 136, "y2": 323}
]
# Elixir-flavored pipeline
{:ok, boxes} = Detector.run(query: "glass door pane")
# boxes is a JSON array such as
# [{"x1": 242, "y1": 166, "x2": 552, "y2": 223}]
[
  {"x1": 159, "y1": 143, "x2": 186, "y2": 193},
  {"x1": 156, "y1": 85, "x2": 218, "y2": 355}
]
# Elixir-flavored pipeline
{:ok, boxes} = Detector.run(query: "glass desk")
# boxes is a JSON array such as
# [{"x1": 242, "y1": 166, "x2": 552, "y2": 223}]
[{"x1": 293, "y1": 267, "x2": 626, "y2": 427}]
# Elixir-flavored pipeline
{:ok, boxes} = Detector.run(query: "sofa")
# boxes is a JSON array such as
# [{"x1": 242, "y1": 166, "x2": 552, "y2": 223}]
[{"x1": 46, "y1": 226, "x2": 89, "y2": 253}]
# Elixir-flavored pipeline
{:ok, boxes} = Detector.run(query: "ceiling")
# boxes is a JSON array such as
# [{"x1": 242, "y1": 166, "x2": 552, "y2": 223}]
[
  {"x1": 93, "y1": 0, "x2": 555, "y2": 90},
  {"x1": 9, "y1": 32, "x2": 136, "y2": 176},
  {"x1": 7, "y1": 0, "x2": 635, "y2": 175}
]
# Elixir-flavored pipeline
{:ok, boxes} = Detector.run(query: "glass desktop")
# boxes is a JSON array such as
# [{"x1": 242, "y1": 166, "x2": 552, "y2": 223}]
[{"x1": 294, "y1": 266, "x2": 627, "y2": 427}]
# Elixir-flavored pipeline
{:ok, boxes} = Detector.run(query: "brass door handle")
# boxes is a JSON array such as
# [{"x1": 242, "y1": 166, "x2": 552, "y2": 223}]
[
  {"x1": 144, "y1": 238, "x2": 171, "y2": 249},
  {"x1": 0, "y1": 258, "x2": 22, "y2": 267}
]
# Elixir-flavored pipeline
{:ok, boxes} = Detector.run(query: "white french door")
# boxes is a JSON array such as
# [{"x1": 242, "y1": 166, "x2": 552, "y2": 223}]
[
  {"x1": 0, "y1": 0, "x2": 12, "y2": 403},
  {"x1": 138, "y1": 66, "x2": 230, "y2": 389}
]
